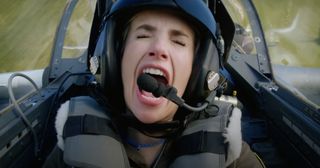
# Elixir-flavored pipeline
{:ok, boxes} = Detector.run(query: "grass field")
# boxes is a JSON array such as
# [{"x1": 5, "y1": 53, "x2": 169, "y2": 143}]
[{"x1": 0, "y1": 0, "x2": 66, "y2": 72}]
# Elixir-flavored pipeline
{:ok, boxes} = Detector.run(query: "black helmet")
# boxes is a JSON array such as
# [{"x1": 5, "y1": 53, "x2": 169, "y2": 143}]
[{"x1": 89, "y1": 0, "x2": 224, "y2": 112}]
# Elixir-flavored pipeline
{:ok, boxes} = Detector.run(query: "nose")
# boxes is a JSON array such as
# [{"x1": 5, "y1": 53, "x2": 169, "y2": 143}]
[{"x1": 148, "y1": 38, "x2": 169, "y2": 60}]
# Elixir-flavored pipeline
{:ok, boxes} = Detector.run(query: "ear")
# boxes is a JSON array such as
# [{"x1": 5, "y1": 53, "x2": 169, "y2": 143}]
[
  {"x1": 55, "y1": 100, "x2": 70, "y2": 151},
  {"x1": 223, "y1": 107, "x2": 242, "y2": 166}
]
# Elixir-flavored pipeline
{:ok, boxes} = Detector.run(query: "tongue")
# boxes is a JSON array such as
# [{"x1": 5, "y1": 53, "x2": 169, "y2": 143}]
[{"x1": 142, "y1": 90, "x2": 155, "y2": 98}]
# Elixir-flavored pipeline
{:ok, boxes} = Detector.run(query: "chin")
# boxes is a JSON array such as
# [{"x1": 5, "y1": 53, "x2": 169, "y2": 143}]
[
  {"x1": 134, "y1": 110, "x2": 162, "y2": 124},
  {"x1": 129, "y1": 97, "x2": 178, "y2": 124}
]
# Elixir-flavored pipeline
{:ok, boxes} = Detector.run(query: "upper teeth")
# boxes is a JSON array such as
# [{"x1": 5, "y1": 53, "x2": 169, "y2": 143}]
[{"x1": 143, "y1": 68, "x2": 164, "y2": 76}]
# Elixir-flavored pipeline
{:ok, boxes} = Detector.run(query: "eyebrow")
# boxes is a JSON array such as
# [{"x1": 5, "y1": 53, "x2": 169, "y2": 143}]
[
  {"x1": 135, "y1": 24, "x2": 191, "y2": 39},
  {"x1": 170, "y1": 29, "x2": 191, "y2": 39},
  {"x1": 135, "y1": 24, "x2": 156, "y2": 32}
]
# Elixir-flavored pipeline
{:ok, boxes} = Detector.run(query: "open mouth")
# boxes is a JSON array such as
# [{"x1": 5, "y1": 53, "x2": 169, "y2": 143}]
[
  {"x1": 142, "y1": 67, "x2": 168, "y2": 86},
  {"x1": 136, "y1": 67, "x2": 169, "y2": 105}
]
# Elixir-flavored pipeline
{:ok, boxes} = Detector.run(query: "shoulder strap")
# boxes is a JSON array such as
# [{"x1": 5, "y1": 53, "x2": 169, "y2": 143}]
[
  {"x1": 60, "y1": 96, "x2": 130, "y2": 168},
  {"x1": 63, "y1": 99, "x2": 118, "y2": 139},
  {"x1": 170, "y1": 100, "x2": 234, "y2": 168}
]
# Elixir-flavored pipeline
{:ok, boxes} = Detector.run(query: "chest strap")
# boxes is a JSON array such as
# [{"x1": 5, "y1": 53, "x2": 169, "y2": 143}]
[{"x1": 175, "y1": 131, "x2": 225, "y2": 157}]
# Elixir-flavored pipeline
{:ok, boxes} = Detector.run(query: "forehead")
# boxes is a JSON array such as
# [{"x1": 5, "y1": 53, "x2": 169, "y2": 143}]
[{"x1": 129, "y1": 9, "x2": 195, "y2": 35}]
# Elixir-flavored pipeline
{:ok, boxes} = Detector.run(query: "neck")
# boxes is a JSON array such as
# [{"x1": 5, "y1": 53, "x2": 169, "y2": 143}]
[
  {"x1": 119, "y1": 112, "x2": 182, "y2": 138},
  {"x1": 126, "y1": 127, "x2": 165, "y2": 166},
  {"x1": 126, "y1": 127, "x2": 165, "y2": 148}
]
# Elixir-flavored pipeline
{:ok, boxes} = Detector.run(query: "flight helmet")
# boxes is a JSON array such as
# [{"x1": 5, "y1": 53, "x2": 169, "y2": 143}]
[{"x1": 89, "y1": 0, "x2": 224, "y2": 113}]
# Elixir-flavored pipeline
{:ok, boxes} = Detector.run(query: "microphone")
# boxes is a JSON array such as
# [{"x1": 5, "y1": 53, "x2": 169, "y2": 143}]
[
  {"x1": 137, "y1": 73, "x2": 166, "y2": 98},
  {"x1": 137, "y1": 74, "x2": 184, "y2": 106},
  {"x1": 137, "y1": 74, "x2": 214, "y2": 112}
]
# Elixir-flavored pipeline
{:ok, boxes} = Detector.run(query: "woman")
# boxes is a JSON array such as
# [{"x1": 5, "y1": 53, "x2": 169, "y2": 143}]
[{"x1": 43, "y1": 0, "x2": 265, "y2": 167}]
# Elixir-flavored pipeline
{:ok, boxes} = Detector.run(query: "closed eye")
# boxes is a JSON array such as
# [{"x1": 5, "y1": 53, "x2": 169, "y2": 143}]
[
  {"x1": 137, "y1": 34, "x2": 150, "y2": 39},
  {"x1": 172, "y1": 40, "x2": 186, "y2": 46}
]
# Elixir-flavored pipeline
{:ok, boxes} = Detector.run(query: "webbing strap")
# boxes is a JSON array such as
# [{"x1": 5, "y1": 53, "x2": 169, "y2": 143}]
[
  {"x1": 175, "y1": 131, "x2": 225, "y2": 157},
  {"x1": 63, "y1": 114, "x2": 118, "y2": 140}
]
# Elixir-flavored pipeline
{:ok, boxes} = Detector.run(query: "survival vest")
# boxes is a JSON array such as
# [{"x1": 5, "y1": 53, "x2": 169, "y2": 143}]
[
  {"x1": 59, "y1": 96, "x2": 238, "y2": 168},
  {"x1": 170, "y1": 101, "x2": 233, "y2": 168}
]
